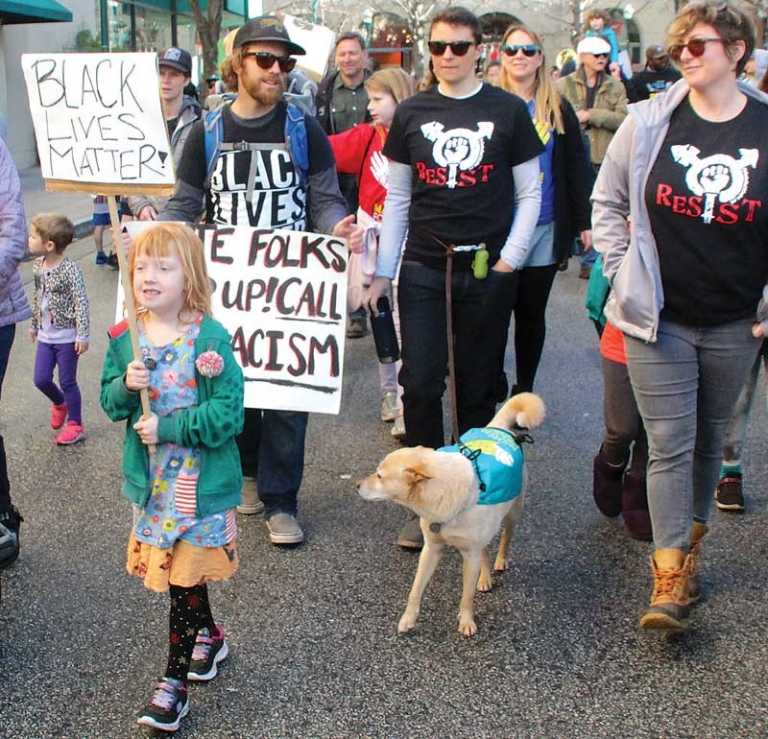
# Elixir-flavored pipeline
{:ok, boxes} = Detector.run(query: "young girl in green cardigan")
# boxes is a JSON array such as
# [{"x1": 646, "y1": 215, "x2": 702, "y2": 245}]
[{"x1": 100, "y1": 222, "x2": 243, "y2": 733}]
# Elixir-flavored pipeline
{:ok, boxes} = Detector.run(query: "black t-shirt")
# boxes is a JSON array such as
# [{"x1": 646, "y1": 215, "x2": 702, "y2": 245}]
[
  {"x1": 166, "y1": 116, "x2": 179, "y2": 139},
  {"x1": 646, "y1": 95, "x2": 768, "y2": 326},
  {"x1": 177, "y1": 102, "x2": 334, "y2": 227},
  {"x1": 383, "y1": 84, "x2": 543, "y2": 267},
  {"x1": 628, "y1": 67, "x2": 681, "y2": 103}
]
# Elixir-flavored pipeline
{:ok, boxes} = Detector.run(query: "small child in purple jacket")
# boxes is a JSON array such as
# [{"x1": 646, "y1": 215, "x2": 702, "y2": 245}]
[{"x1": 28, "y1": 213, "x2": 90, "y2": 445}]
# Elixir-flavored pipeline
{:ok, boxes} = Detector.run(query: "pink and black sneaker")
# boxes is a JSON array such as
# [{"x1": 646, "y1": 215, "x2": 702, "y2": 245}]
[
  {"x1": 137, "y1": 677, "x2": 189, "y2": 732},
  {"x1": 187, "y1": 625, "x2": 229, "y2": 682}
]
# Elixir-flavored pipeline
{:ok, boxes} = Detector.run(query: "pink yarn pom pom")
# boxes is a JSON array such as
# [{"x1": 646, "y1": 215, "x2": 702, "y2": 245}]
[{"x1": 195, "y1": 350, "x2": 224, "y2": 378}]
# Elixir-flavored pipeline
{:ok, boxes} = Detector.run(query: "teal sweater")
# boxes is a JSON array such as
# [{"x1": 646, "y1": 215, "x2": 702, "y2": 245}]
[{"x1": 100, "y1": 315, "x2": 244, "y2": 515}]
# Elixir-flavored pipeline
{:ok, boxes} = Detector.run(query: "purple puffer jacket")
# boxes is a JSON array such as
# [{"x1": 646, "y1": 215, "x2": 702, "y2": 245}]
[{"x1": 0, "y1": 137, "x2": 31, "y2": 328}]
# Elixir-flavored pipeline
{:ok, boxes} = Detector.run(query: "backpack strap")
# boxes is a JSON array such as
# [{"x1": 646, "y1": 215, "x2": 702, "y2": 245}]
[
  {"x1": 203, "y1": 105, "x2": 226, "y2": 191},
  {"x1": 284, "y1": 102, "x2": 309, "y2": 186}
]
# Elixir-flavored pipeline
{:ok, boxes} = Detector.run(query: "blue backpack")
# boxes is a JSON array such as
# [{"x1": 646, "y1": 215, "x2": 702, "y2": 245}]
[{"x1": 203, "y1": 102, "x2": 309, "y2": 192}]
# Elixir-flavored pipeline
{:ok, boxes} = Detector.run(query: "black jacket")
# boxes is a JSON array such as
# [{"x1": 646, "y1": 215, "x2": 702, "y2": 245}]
[
  {"x1": 552, "y1": 99, "x2": 593, "y2": 266},
  {"x1": 315, "y1": 69, "x2": 371, "y2": 134}
]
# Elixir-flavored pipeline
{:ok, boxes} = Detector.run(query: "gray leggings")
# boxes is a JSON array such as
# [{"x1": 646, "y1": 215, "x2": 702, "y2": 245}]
[
  {"x1": 722, "y1": 343, "x2": 768, "y2": 464},
  {"x1": 625, "y1": 319, "x2": 760, "y2": 550}
]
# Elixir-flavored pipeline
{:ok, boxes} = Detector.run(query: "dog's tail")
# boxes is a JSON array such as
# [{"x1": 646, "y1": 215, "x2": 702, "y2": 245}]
[{"x1": 489, "y1": 392, "x2": 546, "y2": 431}]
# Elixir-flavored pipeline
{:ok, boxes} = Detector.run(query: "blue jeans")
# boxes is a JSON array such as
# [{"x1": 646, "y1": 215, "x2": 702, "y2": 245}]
[
  {"x1": 722, "y1": 341, "x2": 768, "y2": 464},
  {"x1": 236, "y1": 408, "x2": 308, "y2": 518},
  {"x1": 625, "y1": 318, "x2": 759, "y2": 549},
  {"x1": 398, "y1": 262, "x2": 518, "y2": 448},
  {"x1": 0, "y1": 324, "x2": 16, "y2": 512}
]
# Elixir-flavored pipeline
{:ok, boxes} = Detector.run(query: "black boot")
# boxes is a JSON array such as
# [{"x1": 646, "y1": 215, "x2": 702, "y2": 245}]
[
  {"x1": 622, "y1": 471, "x2": 652, "y2": 541},
  {"x1": 592, "y1": 446, "x2": 626, "y2": 518},
  {"x1": 0, "y1": 505, "x2": 22, "y2": 570}
]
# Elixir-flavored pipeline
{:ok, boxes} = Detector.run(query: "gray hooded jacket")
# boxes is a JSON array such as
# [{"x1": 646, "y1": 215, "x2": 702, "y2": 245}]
[
  {"x1": 0, "y1": 138, "x2": 31, "y2": 328},
  {"x1": 592, "y1": 78, "x2": 768, "y2": 342}
]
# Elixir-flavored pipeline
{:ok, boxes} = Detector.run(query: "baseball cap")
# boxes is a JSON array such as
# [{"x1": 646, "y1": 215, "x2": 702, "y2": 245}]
[
  {"x1": 233, "y1": 16, "x2": 306, "y2": 56},
  {"x1": 577, "y1": 36, "x2": 612, "y2": 56},
  {"x1": 646, "y1": 44, "x2": 668, "y2": 61},
  {"x1": 159, "y1": 47, "x2": 192, "y2": 75}
]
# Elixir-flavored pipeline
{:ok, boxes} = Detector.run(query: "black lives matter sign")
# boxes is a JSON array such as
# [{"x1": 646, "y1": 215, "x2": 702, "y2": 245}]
[
  {"x1": 122, "y1": 223, "x2": 349, "y2": 415},
  {"x1": 22, "y1": 53, "x2": 174, "y2": 190}
]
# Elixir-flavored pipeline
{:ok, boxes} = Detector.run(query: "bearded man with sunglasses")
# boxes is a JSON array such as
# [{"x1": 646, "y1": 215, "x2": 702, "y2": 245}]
[
  {"x1": 366, "y1": 6, "x2": 543, "y2": 549},
  {"x1": 161, "y1": 17, "x2": 362, "y2": 547}
]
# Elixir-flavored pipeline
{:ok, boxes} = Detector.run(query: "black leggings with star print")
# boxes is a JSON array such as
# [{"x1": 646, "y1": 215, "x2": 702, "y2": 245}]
[{"x1": 166, "y1": 584, "x2": 216, "y2": 681}]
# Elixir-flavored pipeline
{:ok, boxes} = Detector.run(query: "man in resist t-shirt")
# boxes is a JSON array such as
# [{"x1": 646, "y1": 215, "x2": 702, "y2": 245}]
[{"x1": 367, "y1": 7, "x2": 542, "y2": 546}]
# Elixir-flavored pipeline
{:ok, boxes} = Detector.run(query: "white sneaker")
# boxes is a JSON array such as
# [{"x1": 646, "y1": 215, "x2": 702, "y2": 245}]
[
  {"x1": 237, "y1": 477, "x2": 264, "y2": 515},
  {"x1": 380, "y1": 391, "x2": 398, "y2": 422},
  {"x1": 391, "y1": 414, "x2": 406, "y2": 441}
]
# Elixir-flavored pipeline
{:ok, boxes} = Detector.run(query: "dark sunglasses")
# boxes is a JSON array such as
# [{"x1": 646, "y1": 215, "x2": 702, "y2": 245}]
[
  {"x1": 667, "y1": 37, "x2": 724, "y2": 61},
  {"x1": 241, "y1": 51, "x2": 296, "y2": 73},
  {"x1": 502, "y1": 44, "x2": 541, "y2": 58},
  {"x1": 592, "y1": 52, "x2": 609, "y2": 59},
  {"x1": 427, "y1": 40, "x2": 474, "y2": 57}
]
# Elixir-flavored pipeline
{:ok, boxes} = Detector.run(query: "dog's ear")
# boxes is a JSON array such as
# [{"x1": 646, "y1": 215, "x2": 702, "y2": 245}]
[{"x1": 404, "y1": 465, "x2": 432, "y2": 484}]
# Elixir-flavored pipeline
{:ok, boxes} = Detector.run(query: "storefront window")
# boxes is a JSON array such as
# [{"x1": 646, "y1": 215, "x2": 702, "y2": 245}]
[
  {"x1": 107, "y1": 0, "x2": 132, "y2": 51},
  {"x1": 134, "y1": 5, "x2": 172, "y2": 52}
]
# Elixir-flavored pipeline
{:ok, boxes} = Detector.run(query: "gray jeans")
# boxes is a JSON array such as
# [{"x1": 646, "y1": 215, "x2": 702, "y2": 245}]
[
  {"x1": 625, "y1": 319, "x2": 760, "y2": 550},
  {"x1": 722, "y1": 343, "x2": 768, "y2": 464}
]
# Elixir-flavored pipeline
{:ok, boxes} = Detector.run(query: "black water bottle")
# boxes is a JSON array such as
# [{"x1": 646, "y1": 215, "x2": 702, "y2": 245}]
[{"x1": 369, "y1": 296, "x2": 400, "y2": 364}]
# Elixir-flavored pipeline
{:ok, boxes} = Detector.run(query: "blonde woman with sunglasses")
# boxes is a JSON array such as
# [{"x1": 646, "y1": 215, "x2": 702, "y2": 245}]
[
  {"x1": 497, "y1": 23, "x2": 593, "y2": 399},
  {"x1": 593, "y1": 0, "x2": 768, "y2": 633}
]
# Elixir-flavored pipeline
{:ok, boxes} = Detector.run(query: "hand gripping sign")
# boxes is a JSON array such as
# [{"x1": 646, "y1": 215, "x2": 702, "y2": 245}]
[{"x1": 119, "y1": 223, "x2": 349, "y2": 415}]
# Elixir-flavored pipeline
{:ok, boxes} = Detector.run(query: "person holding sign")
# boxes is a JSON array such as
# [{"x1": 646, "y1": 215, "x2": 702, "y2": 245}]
[
  {"x1": 100, "y1": 223, "x2": 244, "y2": 733},
  {"x1": 366, "y1": 6, "x2": 543, "y2": 549},
  {"x1": 127, "y1": 47, "x2": 202, "y2": 222},
  {"x1": 160, "y1": 16, "x2": 362, "y2": 547}
]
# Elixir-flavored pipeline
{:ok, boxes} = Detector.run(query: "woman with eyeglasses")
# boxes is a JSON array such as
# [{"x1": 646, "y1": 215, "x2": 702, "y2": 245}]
[
  {"x1": 496, "y1": 23, "x2": 592, "y2": 401},
  {"x1": 593, "y1": 0, "x2": 768, "y2": 633}
]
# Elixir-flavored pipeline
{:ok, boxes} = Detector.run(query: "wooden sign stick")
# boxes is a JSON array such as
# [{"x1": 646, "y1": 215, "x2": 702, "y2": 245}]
[{"x1": 106, "y1": 196, "x2": 155, "y2": 453}]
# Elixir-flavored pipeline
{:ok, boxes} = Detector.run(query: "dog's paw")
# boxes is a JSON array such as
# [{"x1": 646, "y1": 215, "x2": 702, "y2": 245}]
[
  {"x1": 493, "y1": 557, "x2": 508, "y2": 573},
  {"x1": 458, "y1": 615, "x2": 478, "y2": 637},
  {"x1": 398, "y1": 611, "x2": 418, "y2": 634},
  {"x1": 476, "y1": 572, "x2": 493, "y2": 592}
]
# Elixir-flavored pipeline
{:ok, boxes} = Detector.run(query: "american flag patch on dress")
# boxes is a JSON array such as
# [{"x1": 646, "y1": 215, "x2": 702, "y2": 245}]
[{"x1": 175, "y1": 474, "x2": 198, "y2": 516}]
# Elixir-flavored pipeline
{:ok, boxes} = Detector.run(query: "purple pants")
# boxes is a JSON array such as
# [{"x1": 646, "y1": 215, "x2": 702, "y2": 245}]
[{"x1": 33, "y1": 341, "x2": 82, "y2": 424}]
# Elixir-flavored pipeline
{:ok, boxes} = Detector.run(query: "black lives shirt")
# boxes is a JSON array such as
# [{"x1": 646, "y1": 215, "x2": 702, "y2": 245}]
[
  {"x1": 177, "y1": 102, "x2": 333, "y2": 228},
  {"x1": 383, "y1": 84, "x2": 543, "y2": 266},
  {"x1": 646, "y1": 95, "x2": 768, "y2": 326}
]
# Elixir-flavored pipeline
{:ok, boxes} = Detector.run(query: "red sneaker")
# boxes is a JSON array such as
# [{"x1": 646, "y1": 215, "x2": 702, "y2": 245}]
[
  {"x1": 50, "y1": 403, "x2": 67, "y2": 430},
  {"x1": 56, "y1": 421, "x2": 85, "y2": 445}
]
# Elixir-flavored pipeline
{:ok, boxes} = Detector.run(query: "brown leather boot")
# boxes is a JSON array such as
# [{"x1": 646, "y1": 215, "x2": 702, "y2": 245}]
[
  {"x1": 688, "y1": 522, "x2": 708, "y2": 604},
  {"x1": 639, "y1": 551, "x2": 692, "y2": 632},
  {"x1": 593, "y1": 446, "x2": 626, "y2": 518},
  {"x1": 622, "y1": 472, "x2": 652, "y2": 541}
]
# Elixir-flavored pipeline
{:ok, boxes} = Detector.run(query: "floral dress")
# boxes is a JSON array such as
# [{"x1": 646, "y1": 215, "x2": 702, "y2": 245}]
[{"x1": 127, "y1": 318, "x2": 238, "y2": 592}]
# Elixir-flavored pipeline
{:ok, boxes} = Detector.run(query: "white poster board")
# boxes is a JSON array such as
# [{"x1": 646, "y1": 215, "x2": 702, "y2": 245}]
[
  {"x1": 120, "y1": 222, "x2": 349, "y2": 415},
  {"x1": 282, "y1": 16, "x2": 335, "y2": 82},
  {"x1": 21, "y1": 53, "x2": 175, "y2": 194}
]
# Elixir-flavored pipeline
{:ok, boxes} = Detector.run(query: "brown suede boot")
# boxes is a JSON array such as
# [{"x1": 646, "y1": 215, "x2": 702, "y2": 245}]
[
  {"x1": 687, "y1": 522, "x2": 708, "y2": 604},
  {"x1": 622, "y1": 472, "x2": 652, "y2": 541},
  {"x1": 593, "y1": 446, "x2": 626, "y2": 518},
  {"x1": 639, "y1": 550, "x2": 692, "y2": 632}
]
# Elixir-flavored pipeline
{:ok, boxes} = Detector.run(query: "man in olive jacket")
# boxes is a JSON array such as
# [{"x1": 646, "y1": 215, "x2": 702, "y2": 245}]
[{"x1": 558, "y1": 35, "x2": 627, "y2": 276}]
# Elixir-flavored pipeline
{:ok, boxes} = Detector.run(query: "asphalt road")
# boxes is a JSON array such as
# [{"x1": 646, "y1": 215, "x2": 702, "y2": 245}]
[{"x1": 2, "y1": 243, "x2": 767, "y2": 738}]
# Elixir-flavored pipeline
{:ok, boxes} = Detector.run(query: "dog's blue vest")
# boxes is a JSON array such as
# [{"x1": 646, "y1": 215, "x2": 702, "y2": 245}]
[{"x1": 438, "y1": 427, "x2": 524, "y2": 505}]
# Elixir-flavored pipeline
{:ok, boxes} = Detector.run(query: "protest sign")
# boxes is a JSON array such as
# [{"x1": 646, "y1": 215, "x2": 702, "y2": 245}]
[
  {"x1": 21, "y1": 52, "x2": 175, "y2": 195},
  {"x1": 120, "y1": 222, "x2": 349, "y2": 415},
  {"x1": 282, "y1": 16, "x2": 335, "y2": 82}
]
